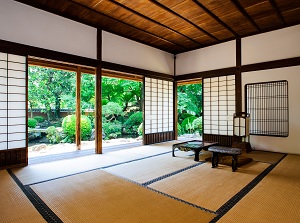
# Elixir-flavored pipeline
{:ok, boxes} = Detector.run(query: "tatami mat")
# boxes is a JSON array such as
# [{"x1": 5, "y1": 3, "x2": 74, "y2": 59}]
[
  {"x1": 104, "y1": 152, "x2": 197, "y2": 184},
  {"x1": 243, "y1": 150, "x2": 285, "y2": 163},
  {"x1": 13, "y1": 140, "x2": 184, "y2": 185},
  {"x1": 12, "y1": 153, "x2": 133, "y2": 185},
  {"x1": 0, "y1": 170, "x2": 45, "y2": 223},
  {"x1": 149, "y1": 161, "x2": 270, "y2": 212},
  {"x1": 31, "y1": 170, "x2": 216, "y2": 223},
  {"x1": 218, "y1": 154, "x2": 300, "y2": 223}
]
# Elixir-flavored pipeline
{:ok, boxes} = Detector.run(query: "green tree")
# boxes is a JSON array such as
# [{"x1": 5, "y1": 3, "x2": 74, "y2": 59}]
[
  {"x1": 28, "y1": 66, "x2": 76, "y2": 121},
  {"x1": 102, "y1": 77, "x2": 142, "y2": 111},
  {"x1": 81, "y1": 74, "x2": 95, "y2": 110},
  {"x1": 177, "y1": 83, "x2": 202, "y2": 135},
  {"x1": 177, "y1": 83, "x2": 202, "y2": 117}
]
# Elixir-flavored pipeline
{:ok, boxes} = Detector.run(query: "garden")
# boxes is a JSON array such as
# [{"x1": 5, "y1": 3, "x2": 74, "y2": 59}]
[
  {"x1": 177, "y1": 83, "x2": 203, "y2": 138},
  {"x1": 28, "y1": 66, "x2": 143, "y2": 156},
  {"x1": 28, "y1": 66, "x2": 202, "y2": 156}
]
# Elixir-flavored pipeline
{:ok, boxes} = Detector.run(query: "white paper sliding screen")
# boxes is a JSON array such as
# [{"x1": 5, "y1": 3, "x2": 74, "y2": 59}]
[
  {"x1": 144, "y1": 77, "x2": 174, "y2": 144},
  {"x1": 0, "y1": 53, "x2": 27, "y2": 151},
  {"x1": 203, "y1": 75, "x2": 235, "y2": 136}
]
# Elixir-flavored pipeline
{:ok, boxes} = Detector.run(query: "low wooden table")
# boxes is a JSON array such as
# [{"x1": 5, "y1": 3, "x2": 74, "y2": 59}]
[
  {"x1": 172, "y1": 140, "x2": 218, "y2": 161},
  {"x1": 208, "y1": 146, "x2": 242, "y2": 172}
]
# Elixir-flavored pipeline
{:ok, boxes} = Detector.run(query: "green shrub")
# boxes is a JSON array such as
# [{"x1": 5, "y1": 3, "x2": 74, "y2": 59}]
[
  {"x1": 46, "y1": 126, "x2": 64, "y2": 144},
  {"x1": 124, "y1": 112, "x2": 143, "y2": 135},
  {"x1": 181, "y1": 116, "x2": 197, "y2": 134},
  {"x1": 178, "y1": 113, "x2": 194, "y2": 125},
  {"x1": 28, "y1": 118, "x2": 37, "y2": 128},
  {"x1": 138, "y1": 122, "x2": 143, "y2": 136},
  {"x1": 192, "y1": 117, "x2": 202, "y2": 134},
  {"x1": 33, "y1": 116, "x2": 45, "y2": 123},
  {"x1": 177, "y1": 123, "x2": 182, "y2": 135},
  {"x1": 62, "y1": 115, "x2": 92, "y2": 142},
  {"x1": 102, "y1": 102, "x2": 124, "y2": 118},
  {"x1": 102, "y1": 119, "x2": 122, "y2": 139}
]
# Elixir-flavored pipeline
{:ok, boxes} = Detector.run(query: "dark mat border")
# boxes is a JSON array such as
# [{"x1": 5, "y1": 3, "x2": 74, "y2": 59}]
[
  {"x1": 210, "y1": 153, "x2": 287, "y2": 223},
  {"x1": 7, "y1": 169, "x2": 63, "y2": 223},
  {"x1": 142, "y1": 162, "x2": 204, "y2": 186}
]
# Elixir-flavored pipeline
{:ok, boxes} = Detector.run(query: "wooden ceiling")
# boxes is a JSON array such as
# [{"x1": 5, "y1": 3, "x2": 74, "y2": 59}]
[{"x1": 15, "y1": 0, "x2": 300, "y2": 54}]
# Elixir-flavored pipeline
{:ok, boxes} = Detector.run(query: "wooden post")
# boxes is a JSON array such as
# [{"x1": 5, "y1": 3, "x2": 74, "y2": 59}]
[
  {"x1": 235, "y1": 38, "x2": 242, "y2": 143},
  {"x1": 235, "y1": 38, "x2": 242, "y2": 114},
  {"x1": 76, "y1": 66, "x2": 81, "y2": 150},
  {"x1": 173, "y1": 54, "x2": 178, "y2": 140},
  {"x1": 95, "y1": 29, "x2": 102, "y2": 154},
  {"x1": 173, "y1": 81, "x2": 178, "y2": 140}
]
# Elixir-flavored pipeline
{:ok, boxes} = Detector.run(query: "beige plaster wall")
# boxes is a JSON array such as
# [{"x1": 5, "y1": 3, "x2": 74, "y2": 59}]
[{"x1": 242, "y1": 66, "x2": 300, "y2": 155}]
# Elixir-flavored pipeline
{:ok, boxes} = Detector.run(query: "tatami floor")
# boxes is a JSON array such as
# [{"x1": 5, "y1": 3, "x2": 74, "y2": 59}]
[{"x1": 1, "y1": 140, "x2": 300, "y2": 223}]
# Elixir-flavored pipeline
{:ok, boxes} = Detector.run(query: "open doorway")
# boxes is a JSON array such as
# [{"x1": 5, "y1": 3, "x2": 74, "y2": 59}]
[
  {"x1": 101, "y1": 70, "x2": 143, "y2": 149},
  {"x1": 177, "y1": 79, "x2": 202, "y2": 140},
  {"x1": 27, "y1": 58, "x2": 96, "y2": 158},
  {"x1": 28, "y1": 65, "x2": 77, "y2": 157}
]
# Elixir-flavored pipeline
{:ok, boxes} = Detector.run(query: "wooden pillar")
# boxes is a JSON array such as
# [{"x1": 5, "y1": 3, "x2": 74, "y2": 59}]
[
  {"x1": 76, "y1": 67, "x2": 81, "y2": 150},
  {"x1": 142, "y1": 76, "x2": 145, "y2": 145},
  {"x1": 173, "y1": 54, "x2": 178, "y2": 140},
  {"x1": 235, "y1": 38, "x2": 242, "y2": 113},
  {"x1": 173, "y1": 81, "x2": 178, "y2": 140},
  {"x1": 95, "y1": 29, "x2": 102, "y2": 154},
  {"x1": 235, "y1": 38, "x2": 242, "y2": 143}
]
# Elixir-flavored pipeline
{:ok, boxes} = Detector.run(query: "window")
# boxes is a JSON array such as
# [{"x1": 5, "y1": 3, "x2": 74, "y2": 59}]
[{"x1": 245, "y1": 80, "x2": 288, "y2": 137}]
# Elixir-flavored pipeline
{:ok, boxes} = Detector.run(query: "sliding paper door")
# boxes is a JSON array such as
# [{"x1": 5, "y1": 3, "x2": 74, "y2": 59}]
[
  {"x1": 0, "y1": 52, "x2": 27, "y2": 168},
  {"x1": 202, "y1": 75, "x2": 235, "y2": 146},
  {"x1": 144, "y1": 77, "x2": 174, "y2": 144}
]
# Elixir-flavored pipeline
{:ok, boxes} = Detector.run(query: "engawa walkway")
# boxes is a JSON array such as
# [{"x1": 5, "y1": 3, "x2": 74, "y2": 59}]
[{"x1": 29, "y1": 141, "x2": 143, "y2": 165}]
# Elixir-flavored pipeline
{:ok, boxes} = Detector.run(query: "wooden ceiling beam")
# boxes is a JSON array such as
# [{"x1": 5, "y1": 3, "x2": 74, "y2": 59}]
[
  {"x1": 109, "y1": 0, "x2": 202, "y2": 47},
  {"x1": 268, "y1": 0, "x2": 286, "y2": 25},
  {"x1": 68, "y1": 0, "x2": 187, "y2": 51},
  {"x1": 192, "y1": 0, "x2": 239, "y2": 37},
  {"x1": 231, "y1": 0, "x2": 261, "y2": 32},
  {"x1": 149, "y1": 0, "x2": 220, "y2": 42}
]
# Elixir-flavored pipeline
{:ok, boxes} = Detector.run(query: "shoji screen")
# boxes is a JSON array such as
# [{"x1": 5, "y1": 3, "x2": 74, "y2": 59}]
[
  {"x1": 0, "y1": 53, "x2": 27, "y2": 151},
  {"x1": 144, "y1": 77, "x2": 174, "y2": 144},
  {"x1": 203, "y1": 75, "x2": 235, "y2": 136}
]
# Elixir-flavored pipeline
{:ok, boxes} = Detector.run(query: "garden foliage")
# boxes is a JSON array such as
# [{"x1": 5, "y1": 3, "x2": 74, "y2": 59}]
[
  {"x1": 62, "y1": 115, "x2": 92, "y2": 142},
  {"x1": 33, "y1": 116, "x2": 45, "y2": 123},
  {"x1": 124, "y1": 112, "x2": 142, "y2": 135},
  {"x1": 28, "y1": 118, "x2": 37, "y2": 128},
  {"x1": 46, "y1": 126, "x2": 63, "y2": 144}
]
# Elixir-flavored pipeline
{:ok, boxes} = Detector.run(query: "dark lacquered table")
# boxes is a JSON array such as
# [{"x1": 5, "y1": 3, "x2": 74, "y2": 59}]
[{"x1": 172, "y1": 140, "x2": 218, "y2": 161}]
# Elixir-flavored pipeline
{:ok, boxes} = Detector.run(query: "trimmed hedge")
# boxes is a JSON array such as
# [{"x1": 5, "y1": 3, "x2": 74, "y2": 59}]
[
  {"x1": 33, "y1": 116, "x2": 45, "y2": 123},
  {"x1": 62, "y1": 115, "x2": 92, "y2": 141},
  {"x1": 124, "y1": 112, "x2": 143, "y2": 135},
  {"x1": 28, "y1": 118, "x2": 37, "y2": 128}
]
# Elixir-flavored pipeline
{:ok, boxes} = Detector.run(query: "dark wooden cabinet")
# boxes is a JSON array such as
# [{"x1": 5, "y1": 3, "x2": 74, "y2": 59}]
[{"x1": 0, "y1": 148, "x2": 27, "y2": 170}]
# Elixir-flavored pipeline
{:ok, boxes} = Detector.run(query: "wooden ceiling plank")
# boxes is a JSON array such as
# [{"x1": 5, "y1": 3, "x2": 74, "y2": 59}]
[
  {"x1": 231, "y1": 0, "x2": 261, "y2": 31},
  {"x1": 268, "y1": 0, "x2": 286, "y2": 25},
  {"x1": 192, "y1": 0, "x2": 239, "y2": 37},
  {"x1": 149, "y1": 0, "x2": 220, "y2": 42},
  {"x1": 109, "y1": 0, "x2": 202, "y2": 47},
  {"x1": 68, "y1": 0, "x2": 187, "y2": 51}
]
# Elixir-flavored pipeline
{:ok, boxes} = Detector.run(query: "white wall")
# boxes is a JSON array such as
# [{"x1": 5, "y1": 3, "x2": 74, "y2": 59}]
[
  {"x1": 242, "y1": 66, "x2": 300, "y2": 155},
  {"x1": 242, "y1": 25, "x2": 300, "y2": 65},
  {"x1": 102, "y1": 31, "x2": 174, "y2": 75},
  {"x1": 175, "y1": 40, "x2": 236, "y2": 75},
  {"x1": 0, "y1": 0, "x2": 97, "y2": 59}
]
